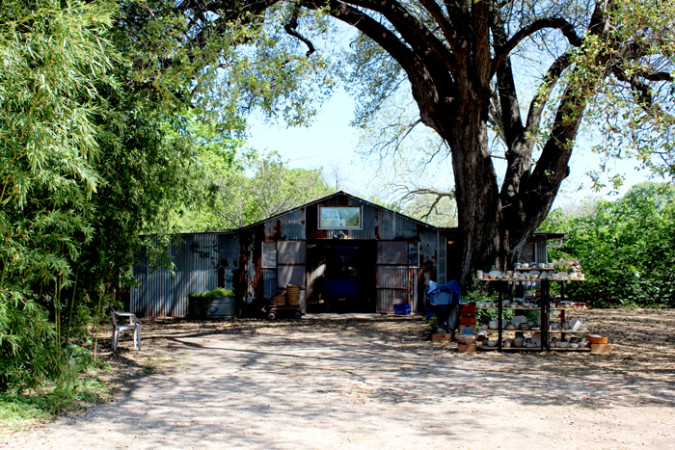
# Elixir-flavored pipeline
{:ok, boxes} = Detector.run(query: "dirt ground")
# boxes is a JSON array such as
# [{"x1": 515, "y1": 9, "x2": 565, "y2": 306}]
[{"x1": 3, "y1": 308, "x2": 675, "y2": 449}]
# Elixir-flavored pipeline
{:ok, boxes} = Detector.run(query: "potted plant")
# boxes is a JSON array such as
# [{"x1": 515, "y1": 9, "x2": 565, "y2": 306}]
[
  {"x1": 188, "y1": 288, "x2": 236, "y2": 319},
  {"x1": 554, "y1": 258, "x2": 581, "y2": 274}
]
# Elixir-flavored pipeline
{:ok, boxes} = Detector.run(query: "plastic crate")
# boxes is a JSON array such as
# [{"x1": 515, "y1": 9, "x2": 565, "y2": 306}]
[{"x1": 394, "y1": 303, "x2": 412, "y2": 315}]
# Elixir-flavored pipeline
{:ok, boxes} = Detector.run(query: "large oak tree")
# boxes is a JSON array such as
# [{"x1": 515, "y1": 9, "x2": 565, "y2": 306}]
[{"x1": 166, "y1": 0, "x2": 674, "y2": 284}]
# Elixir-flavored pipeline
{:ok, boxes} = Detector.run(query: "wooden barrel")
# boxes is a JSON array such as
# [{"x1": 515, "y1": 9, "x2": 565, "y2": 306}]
[
  {"x1": 272, "y1": 293, "x2": 286, "y2": 306},
  {"x1": 286, "y1": 285, "x2": 301, "y2": 306}
]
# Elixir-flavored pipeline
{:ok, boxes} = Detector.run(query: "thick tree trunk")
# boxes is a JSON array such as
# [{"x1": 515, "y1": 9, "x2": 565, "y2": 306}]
[{"x1": 441, "y1": 105, "x2": 503, "y2": 285}]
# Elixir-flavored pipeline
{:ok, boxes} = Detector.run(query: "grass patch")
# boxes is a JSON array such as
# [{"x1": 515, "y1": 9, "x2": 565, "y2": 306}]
[
  {"x1": 141, "y1": 355, "x2": 176, "y2": 375},
  {"x1": 0, "y1": 365, "x2": 113, "y2": 433}
]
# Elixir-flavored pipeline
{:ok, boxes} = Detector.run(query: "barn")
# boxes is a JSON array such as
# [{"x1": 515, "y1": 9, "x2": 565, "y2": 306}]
[{"x1": 131, "y1": 191, "x2": 559, "y2": 317}]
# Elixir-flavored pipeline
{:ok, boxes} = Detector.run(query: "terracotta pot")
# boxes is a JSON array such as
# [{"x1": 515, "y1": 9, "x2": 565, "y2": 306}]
[{"x1": 589, "y1": 334, "x2": 609, "y2": 345}]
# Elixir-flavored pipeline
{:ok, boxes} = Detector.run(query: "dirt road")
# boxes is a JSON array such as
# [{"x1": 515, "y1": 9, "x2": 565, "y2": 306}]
[{"x1": 4, "y1": 309, "x2": 675, "y2": 449}]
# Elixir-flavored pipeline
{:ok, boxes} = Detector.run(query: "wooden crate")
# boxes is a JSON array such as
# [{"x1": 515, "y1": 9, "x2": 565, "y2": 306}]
[
  {"x1": 590, "y1": 344, "x2": 611, "y2": 354},
  {"x1": 432, "y1": 333, "x2": 453, "y2": 341},
  {"x1": 458, "y1": 343, "x2": 477, "y2": 353}
]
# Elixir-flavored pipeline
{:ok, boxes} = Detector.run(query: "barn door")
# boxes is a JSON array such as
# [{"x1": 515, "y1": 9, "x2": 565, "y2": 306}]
[
  {"x1": 376, "y1": 241, "x2": 410, "y2": 313},
  {"x1": 277, "y1": 240, "x2": 306, "y2": 310}
]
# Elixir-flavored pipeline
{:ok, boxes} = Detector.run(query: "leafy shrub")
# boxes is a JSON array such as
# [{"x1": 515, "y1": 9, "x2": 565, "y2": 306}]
[
  {"x1": 190, "y1": 288, "x2": 235, "y2": 298},
  {"x1": 542, "y1": 182, "x2": 675, "y2": 307}
]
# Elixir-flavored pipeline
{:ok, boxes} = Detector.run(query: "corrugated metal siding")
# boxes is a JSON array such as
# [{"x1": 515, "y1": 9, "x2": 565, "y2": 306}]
[
  {"x1": 437, "y1": 232, "x2": 447, "y2": 283},
  {"x1": 278, "y1": 241, "x2": 306, "y2": 264},
  {"x1": 130, "y1": 233, "x2": 237, "y2": 317},
  {"x1": 280, "y1": 208, "x2": 306, "y2": 240},
  {"x1": 535, "y1": 235, "x2": 548, "y2": 263},
  {"x1": 264, "y1": 219, "x2": 280, "y2": 241},
  {"x1": 374, "y1": 206, "x2": 392, "y2": 240},
  {"x1": 520, "y1": 243, "x2": 535, "y2": 263},
  {"x1": 419, "y1": 230, "x2": 438, "y2": 276},
  {"x1": 376, "y1": 289, "x2": 407, "y2": 312},
  {"x1": 393, "y1": 215, "x2": 418, "y2": 239},
  {"x1": 263, "y1": 269, "x2": 277, "y2": 298},
  {"x1": 376, "y1": 266, "x2": 408, "y2": 289},
  {"x1": 377, "y1": 241, "x2": 408, "y2": 264},
  {"x1": 241, "y1": 236, "x2": 258, "y2": 303}
]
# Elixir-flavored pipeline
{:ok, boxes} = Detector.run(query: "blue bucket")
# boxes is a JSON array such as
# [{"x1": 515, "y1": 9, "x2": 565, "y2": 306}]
[{"x1": 394, "y1": 303, "x2": 412, "y2": 315}]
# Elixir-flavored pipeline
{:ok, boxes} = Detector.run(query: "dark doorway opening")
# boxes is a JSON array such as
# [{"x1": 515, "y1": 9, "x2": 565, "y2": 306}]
[{"x1": 306, "y1": 240, "x2": 377, "y2": 313}]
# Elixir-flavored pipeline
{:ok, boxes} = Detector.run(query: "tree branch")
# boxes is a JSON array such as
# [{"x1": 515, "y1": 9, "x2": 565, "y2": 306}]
[
  {"x1": 301, "y1": 0, "x2": 417, "y2": 74},
  {"x1": 492, "y1": 17, "x2": 582, "y2": 76},
  {"x1": 524, "y1": 53, "x2": 572, "y2": 134},
  {"x1": 490, "y1": 7, "x2": 523, "y2": 149},
  {"x1": 417, "y1": 0, "x2": 460, "y2": 55},
  {"x1": 635, "y1": 70, "x2": 673, "y2": 82},
  {"x1": 339, "y1": 0, "x2": 458, "y2": 73},
  {"x1": 284, "y1": 12, "x2": 315, "y2": 57}
]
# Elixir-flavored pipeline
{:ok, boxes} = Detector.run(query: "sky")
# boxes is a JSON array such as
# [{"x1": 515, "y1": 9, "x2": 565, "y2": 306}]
[{"x1": 247, "y1": 87, "x2": 656, "y2": 211}]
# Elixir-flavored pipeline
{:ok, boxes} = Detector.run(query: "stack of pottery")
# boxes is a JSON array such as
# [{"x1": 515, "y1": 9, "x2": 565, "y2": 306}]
[{"x1": 459, "y1": 302, "x2": 477, "y2": 335}]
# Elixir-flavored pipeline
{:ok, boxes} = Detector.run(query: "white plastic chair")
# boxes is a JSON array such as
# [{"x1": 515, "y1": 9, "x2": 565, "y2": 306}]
[{"x1": 111, "y1": 308, "x2": 141, "y2": 351}]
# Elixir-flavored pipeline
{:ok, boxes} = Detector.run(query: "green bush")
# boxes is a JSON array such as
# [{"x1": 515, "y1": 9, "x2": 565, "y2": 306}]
[
  {"x1": 541, "y1": 182, "x2": 675, "y2": 307},
  {"x1": 190, "y1": 288, "x2": 235, "y2": 299}
]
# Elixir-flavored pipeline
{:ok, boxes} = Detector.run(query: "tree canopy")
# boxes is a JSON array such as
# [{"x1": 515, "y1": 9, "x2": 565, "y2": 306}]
[
  {"x1": 171, "y1": 149, "x2": 335, "y2": 230},
  {"x1": 163, "y1": 0, "x2": 675, "y2": 284}
]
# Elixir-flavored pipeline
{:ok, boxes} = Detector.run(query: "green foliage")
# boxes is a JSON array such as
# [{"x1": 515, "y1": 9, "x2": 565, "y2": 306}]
[
  {"x1": 542, "y1": 182, "x2": 675, "y2": 307},
  {"x1": 0, "y1": 0, "x2": 117, "y2": 393},
  {"x1": 476, "y1": 308, "x2": 515, "y2": 324},
  {"x1": 0, "y1": 363, "x2": 111, "y2": 427},
  {"x1": 173, "y1": 150, "x2": 335, "y2": 231},
  {"x1": 0, "y1": 0, "x2": 329, "y2": 414},
  {"x1": 190, "y1": 288, "x2": 235, "y2": 298},
  {"x1": 580, "y1": 0, "x2": 675, "y2": 180}
]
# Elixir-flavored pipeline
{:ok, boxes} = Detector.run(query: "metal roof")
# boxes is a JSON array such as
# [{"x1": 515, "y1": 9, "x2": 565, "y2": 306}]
[{"x1": 234, "y1": 191, "x2": 443, "y2": 232}]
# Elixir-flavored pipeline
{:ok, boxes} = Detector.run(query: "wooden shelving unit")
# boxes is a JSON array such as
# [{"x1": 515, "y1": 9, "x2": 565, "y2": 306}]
[{"x1": 476, "y1": 269, "x2": 588, "y2": 352}]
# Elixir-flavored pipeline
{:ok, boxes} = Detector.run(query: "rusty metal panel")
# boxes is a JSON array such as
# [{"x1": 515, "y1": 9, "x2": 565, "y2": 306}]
[
  {"x1": 535, "y1": 235, "x2": 548, "y2": 263},
  {"x1": 437, "y1": 233, "x2": 447, "y2": 283},
  {"x1": 410, "y1": 268, "x2": 419, "y2": 312},
  {"x1": 280, "y1": 208, "x2": 306, "y2": 240},
  {"x1": 264, "y1": 269, "x2": 277, "y2": 298},
  {"x1": 218, "y1": 234, "x2": 239, "y2": 271},
  {"x1": 376, "y1": 266, "x2": 408, "y2": 289},
  {"x1": 277, "y1": 265, "x2": 305, "y2": 287},
  {"x1": 264, "y1": 219, "x2": 280, "y2": 240},
  {"x1": 520, "y1": 243, "x2": 535, "y2": 264},
  {"x1": 262, "y1": 242, "x2": 277, "y2": 268},
  {"x1": 408, "y1": 242, "x2": 419, "y2": 267},
  {"x1": 242, "y1": 237, "x2": 257, "y2": 303},
  {"x1": 374, "y1": 207, "x2": 393, "y2": 240},
  {"x1": 377, "y1": 241, "x2": 408, "y2": 264},
  {"x1": 393, "y1": 214, "x2": 418, "y2": 239},
  {"x1": 278, "y1": 241, "x2": 306, "y2": 264},
  {"x1": 347, "y1": 204, "x2": 374, "y2": 239},
  {"x1": 376, "y1": 289, "x2": 407, "y2": 313},
  {"x1": 419, "y1": 231, "x2": 437, "y2": 263}
]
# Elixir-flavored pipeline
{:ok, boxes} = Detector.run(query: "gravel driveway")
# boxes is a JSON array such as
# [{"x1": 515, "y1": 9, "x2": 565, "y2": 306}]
[{"x1": 5, "y1": 311, "x2": 675, "y2": 449}]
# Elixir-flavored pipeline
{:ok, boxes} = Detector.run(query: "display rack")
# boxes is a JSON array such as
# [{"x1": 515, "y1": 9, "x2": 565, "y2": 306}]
[{"x1": 476, "y1": 269, "x2": 588, "y2": 352}]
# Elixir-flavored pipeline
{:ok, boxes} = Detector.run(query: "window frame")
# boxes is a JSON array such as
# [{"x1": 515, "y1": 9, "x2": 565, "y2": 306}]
[{"x1": 318, "y1": 205, "x2": 363, "y2": 230}]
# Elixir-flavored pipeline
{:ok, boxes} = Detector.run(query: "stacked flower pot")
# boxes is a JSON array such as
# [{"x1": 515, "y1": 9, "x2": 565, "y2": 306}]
[{"x1": 457, "y1": 303, "x2": 477, "y2": 353}]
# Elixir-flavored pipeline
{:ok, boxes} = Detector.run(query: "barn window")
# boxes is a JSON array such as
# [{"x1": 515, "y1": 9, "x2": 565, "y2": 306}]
[{"x1": 318, "y1": 206, "x2": 362, "y2": 230}]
